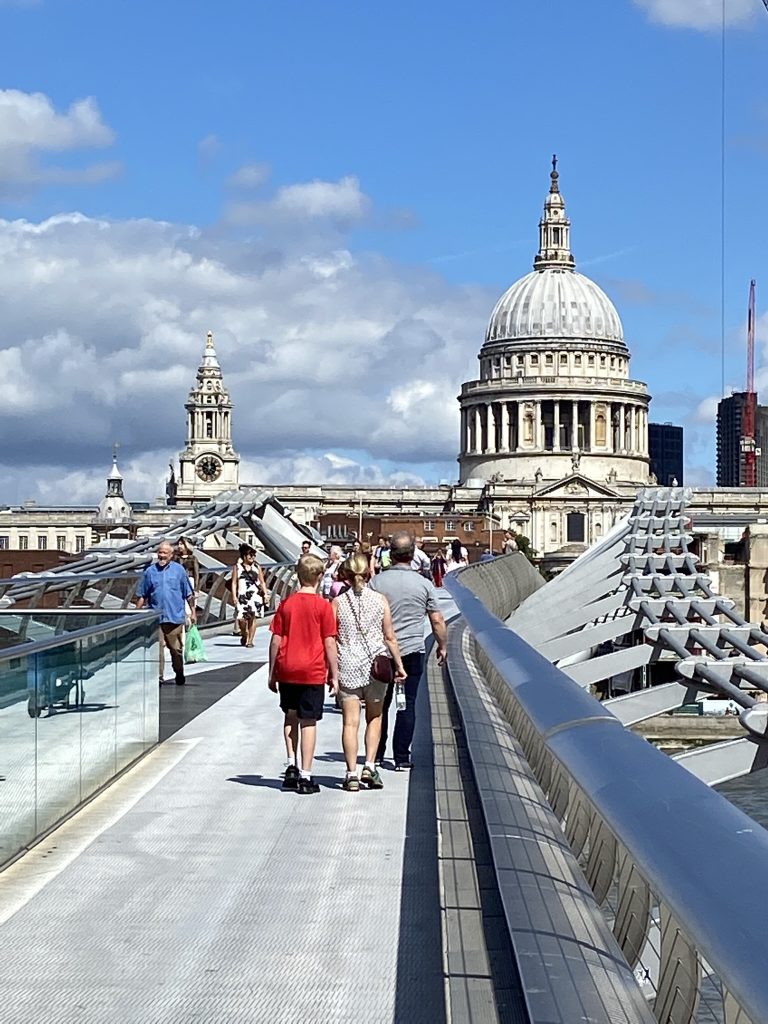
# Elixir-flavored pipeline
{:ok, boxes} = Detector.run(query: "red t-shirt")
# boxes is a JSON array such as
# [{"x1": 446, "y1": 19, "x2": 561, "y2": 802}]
[{"x1": 270, "y1": 592, "x2": 337, "y2": 684}]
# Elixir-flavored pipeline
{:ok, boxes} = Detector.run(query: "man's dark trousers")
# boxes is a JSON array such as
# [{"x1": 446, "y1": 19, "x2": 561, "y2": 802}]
[{"x1": 376, "y1": 651, "x2": 424, "y2": 765}]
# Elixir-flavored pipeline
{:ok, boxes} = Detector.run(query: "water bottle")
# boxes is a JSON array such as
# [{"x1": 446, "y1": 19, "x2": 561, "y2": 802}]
[{"x1": 395, "y1": 683, "x2": 406, "y2": 712}]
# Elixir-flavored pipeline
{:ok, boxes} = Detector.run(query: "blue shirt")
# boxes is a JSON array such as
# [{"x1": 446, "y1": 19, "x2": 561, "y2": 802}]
[{"x1": 137, "y1": 561, "x2": 193, "y2": 624}]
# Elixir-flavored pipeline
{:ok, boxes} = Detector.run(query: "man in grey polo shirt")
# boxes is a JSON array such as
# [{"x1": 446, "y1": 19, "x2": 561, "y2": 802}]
[{"x1": 370, "y1": 530, "x2": 447, "y2": 769}]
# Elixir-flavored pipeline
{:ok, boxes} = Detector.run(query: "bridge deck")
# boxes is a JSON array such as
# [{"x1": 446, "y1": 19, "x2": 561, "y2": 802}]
[{"x1": 0, "y1": 632, "x2": 445, "y2": 1023}]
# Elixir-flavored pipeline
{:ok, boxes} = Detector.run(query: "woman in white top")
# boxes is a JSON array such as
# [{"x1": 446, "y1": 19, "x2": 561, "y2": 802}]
[
  {"x1": 444, "y1": 538, "x2": 469, "y2": 573},
  {"x1": 320, "y1": 545, "x2": 344, "y2": 599},
  {"x1": 333, "y1": 554, "x2": 405, "y2": 792}
]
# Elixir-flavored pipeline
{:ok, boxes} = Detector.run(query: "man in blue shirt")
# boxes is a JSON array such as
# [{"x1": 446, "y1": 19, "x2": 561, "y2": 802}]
[{"x1": 136, "y1": 540, "x2": 196, "y2": 685}]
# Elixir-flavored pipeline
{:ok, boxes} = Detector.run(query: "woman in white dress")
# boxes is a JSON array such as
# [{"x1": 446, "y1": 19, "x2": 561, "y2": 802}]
[
  {"x1": 333, "y1": 554, "x2": 406, "y2": 792},
  {"x1": 444, "y1": 538, "x2": 469, "y2": 573}
]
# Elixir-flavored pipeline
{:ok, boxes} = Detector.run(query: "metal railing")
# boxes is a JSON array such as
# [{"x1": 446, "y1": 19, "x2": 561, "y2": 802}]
[
  {"x1": 0, "y1": 561, "x2": 297, "y2": 638},
  {"x1": 445, "y1": 557, "x2": 768, "y2": 1024},
  {"x1": 0, "y1": 610, "x2": 159, "y2": 869}
]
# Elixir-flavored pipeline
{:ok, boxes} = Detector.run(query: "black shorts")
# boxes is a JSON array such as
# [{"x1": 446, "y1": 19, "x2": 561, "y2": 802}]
[{"x1": 278, "y1": 682, "x2": 325, "y2": 721}]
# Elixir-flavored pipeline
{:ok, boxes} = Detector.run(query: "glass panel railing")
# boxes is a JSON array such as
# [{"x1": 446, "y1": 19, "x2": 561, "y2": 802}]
[{"x1": 0, "y1": 610, "x2": 158, "y2": 869}]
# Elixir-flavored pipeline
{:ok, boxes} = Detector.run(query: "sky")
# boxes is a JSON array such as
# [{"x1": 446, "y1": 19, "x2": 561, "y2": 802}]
[{"x1": 1, "y1": 0, "x2": 767, "y2": 504}]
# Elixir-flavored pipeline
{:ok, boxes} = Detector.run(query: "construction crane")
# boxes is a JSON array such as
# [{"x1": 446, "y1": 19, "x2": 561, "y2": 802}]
[{"x1": 741, "y1": 280, "x2": 758, "y2": 486}]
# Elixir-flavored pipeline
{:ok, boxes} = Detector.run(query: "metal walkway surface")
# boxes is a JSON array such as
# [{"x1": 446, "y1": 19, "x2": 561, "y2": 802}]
[{"x1": 0, "y1": 632, "x2": 444, "y2": 1024}]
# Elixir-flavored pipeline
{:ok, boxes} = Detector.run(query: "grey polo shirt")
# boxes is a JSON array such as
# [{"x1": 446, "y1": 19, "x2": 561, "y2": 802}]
[{"x1": 370, "y1": 564, "x2": 440, "y2": 656}]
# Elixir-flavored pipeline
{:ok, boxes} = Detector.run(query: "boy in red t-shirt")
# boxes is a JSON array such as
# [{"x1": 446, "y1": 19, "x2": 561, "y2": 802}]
[{"x1": 269, "y1": 554, "x2": 338, "y2": 794}]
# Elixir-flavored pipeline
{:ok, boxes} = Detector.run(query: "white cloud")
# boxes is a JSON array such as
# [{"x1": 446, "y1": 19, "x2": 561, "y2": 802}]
[
  {"x1": 0, "y1": 186, "x2": 491, "y2": 502},
  {"x1": 693, "y1": 394, "x2": 722, "y2": 423},
  {"x1": 227, "y1": 175, "x2": 371, "y2": 228},
  {"x1": 633, "y1": 0, "x2": 755, "y2": 30},
  {"x1": 0, "y1": 89, "x2": 116, "y2": 192},
  {"x1": 227, "y1": 162, "x2": 271, "y2": 190},
  {"x1": 241, "y1": 453, "x2": 426, "y2": 488},
  {"x1": 197, "y1": 133, "x2": 220, "y2": 165}
]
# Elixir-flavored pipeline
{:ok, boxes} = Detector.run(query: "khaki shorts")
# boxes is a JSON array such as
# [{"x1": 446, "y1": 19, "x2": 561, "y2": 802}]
[{"x1": 339, "y1": 677, "x2": 389, "y2": 705}]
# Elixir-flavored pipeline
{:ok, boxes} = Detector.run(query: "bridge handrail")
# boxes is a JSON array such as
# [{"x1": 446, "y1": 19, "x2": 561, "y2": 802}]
[
  {"x1": 0, "y1": 610, "x2": 160, "y2": 661},
  {"x1": 444, "y1": 565, "x2": 768, "y2": 1023}
]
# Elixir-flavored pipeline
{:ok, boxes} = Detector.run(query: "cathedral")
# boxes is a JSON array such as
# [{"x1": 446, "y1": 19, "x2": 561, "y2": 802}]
[
  {"x1": 453, "y1": 158, "x2": 652, "y2": 565},
  {"x1": 0, "y1": 161, "x2": 655, "y2": 567}
]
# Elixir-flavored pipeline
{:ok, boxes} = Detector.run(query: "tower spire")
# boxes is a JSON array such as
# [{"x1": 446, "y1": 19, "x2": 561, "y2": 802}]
[
  {"x1": 534, "y1": 155, "x2": 575, "y2": 272},
  {"x1": 201, "y1": 329, "x2": 221, "y2": 371}
]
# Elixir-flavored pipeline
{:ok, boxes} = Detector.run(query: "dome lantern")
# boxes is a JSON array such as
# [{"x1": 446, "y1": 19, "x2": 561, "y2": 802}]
[{"x1": 534, "y1": 155, "x2": 575, "y2": 272}]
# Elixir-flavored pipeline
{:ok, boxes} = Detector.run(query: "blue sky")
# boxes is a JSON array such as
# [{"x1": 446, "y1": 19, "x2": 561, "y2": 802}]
[{"x1": 1, "y1": 0, "x2": 767, "y2": 500}]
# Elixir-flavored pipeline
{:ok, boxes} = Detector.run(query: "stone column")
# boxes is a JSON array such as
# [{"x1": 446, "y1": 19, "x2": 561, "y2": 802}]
[
  {"x1": 517, "y1": 403, "x2": 524, "y2": 451},
  {"x1": 619, "y1": 405, "x2": 626, "y2": 454},
  {"x1": 485, "y1": 403, "x2": 495, "y2": 453},
  {"x1": 534, "y1": 400, "x2": 542, "y2": 449},
  {"x1": 501, "y1": 402, "x2": 510, "y2": 452},
  {"x1": 474, "y1": 406, "x2": 482, "y2": 454},
  {"x1": 553, "y1": 400, "x2": 561, "y2": 451},
  {"x1": 572, "y1": 400, "x2": 579, "y2": 449},
  {"x1": 589, "y1": 401, "x2": 596, "y2": 451}
]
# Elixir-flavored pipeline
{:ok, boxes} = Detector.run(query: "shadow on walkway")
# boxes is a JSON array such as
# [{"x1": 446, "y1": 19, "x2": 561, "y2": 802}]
[
  {"x1": 394, "y1": 676, "x2": 447, "y2": 1023},
  {"x1": 160, "y1": 660, "x2": 264, "y2": 741}
]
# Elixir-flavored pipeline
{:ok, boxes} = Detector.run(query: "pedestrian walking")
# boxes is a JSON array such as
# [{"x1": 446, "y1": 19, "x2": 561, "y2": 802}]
[
  {"x1": 231, "y1": 543, "x2": 268, "y2": 647},
  {"x1": 431, "y1": 550, "x2": 447, "y2": 588},
  {"x1": 410, "y1": 537, "x2": 431, "y2": 577},
  {"x1": 502, "y1": 530, "x2": 518, "y2": 555},
  {"x1": 370, "y1": 531, "x2": 447, "y2": 770},
  {"x1": 268, "y1": 554, "x2": 338, "y2": 795},
  {"x1": 320, "y1": 545, "x2": 344, "y2": 598},
  {"x1": 445, "y1": 538, "x2": 469, "y2": 573},
  {"x1": 136, "y1": 540, "x2": 197, "y2": 686},
  {"x1": 334, "y1": 554, "x2": 406, "y2": 792},
  {"x1": 373, "y1": 536, "x2": 391, "y2": 574}
]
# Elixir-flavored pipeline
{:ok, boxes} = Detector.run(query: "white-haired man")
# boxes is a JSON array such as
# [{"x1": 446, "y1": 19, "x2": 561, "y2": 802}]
[{"x1": 136, "y1": 540, "x2": 197, "y2": 685}]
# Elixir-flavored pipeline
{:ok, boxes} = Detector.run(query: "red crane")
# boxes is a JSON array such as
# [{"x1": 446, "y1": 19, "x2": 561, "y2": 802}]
[{"x1": 741, "y1": 280, "x2": 758, "y2": 486}]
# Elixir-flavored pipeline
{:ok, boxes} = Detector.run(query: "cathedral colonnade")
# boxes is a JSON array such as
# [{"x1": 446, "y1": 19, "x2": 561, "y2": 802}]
[{"x1": 460, "y1": 398, "x2": 649, "y2": 458}]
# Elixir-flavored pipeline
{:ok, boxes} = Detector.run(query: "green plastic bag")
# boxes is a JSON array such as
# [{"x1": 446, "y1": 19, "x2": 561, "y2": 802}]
[{"x1": 184, "y1": 625, "x2": 207, "y2": 664}]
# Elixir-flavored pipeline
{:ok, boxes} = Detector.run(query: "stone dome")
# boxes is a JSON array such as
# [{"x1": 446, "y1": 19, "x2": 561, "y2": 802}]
[{"x1": 484, "y1": 268, "x2": 625, "y2": 347}]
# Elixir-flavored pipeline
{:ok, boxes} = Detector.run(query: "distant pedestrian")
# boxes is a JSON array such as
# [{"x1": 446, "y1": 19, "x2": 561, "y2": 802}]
[
  {"x1": 445, "y1": 538, "x2": 469, "y2": 573},
  {"x1": 268, "y1": 554, "x2": 339, "y2": 795},
  {"x1": 502, "y1": 530, "x2": 518, "y2": 555},
  {"x1": 373, "y1": 536, "x2": 391, "y2": 574},
  {"x1": 231, "y1": 543, "x2": 268, "y2": 647},
  {"x1": 136, "y1": 540, "x2": 197, "y2": 686},
  {"x1": 431, "y1": 550, "x2": 447, "y2": 588},
  {"x1": 410, "y1": 537, "x2": 432, "y2": 578},
  {"x1": 334, "y1": 554, "x2": 406, "y2": 792},
  {"x1": 175, "y1": 536, "x2": 200, "y2": 595},
  {"x1": 321, "y1": 545, "x2": 344, "y2": 599},
  {"x1": 479, "y1": 548, "x2": 495, "y2": 563},
  {"x1": 370, "y1": 531, "x2": 447, "y2": 770}
]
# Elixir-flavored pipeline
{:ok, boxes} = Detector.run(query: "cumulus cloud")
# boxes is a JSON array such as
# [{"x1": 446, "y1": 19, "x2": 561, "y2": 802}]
[
  {"x1": 226, "y1": 175, "x2": 371, "y2": 229},
  {"x1": 633, "y1": 0, "x2": 755, "y2": 30},
  {"x1": 0, "y1": 177, "x2": 491, "y2": 502},
  {"x1": 227, "y1": 162, "x2": 271, "y2": 190},
  {"x1": 241, "y1": 453, "x2": 426, "y2": 488},
  {"x1": 197, "y1": 133, "x2": 220, "y2": 166},
  {"x1": 0, "y1": 89, "x2": 117, "y2": 194}
]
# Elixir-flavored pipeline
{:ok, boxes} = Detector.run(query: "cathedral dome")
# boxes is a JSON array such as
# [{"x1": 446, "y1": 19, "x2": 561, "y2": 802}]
[
  {"x1": 484, "y1": 268, "x2": 625, "y2": 347},
  {"x1": 483, "y1": 156, "x2": 625, "y2": 350}
]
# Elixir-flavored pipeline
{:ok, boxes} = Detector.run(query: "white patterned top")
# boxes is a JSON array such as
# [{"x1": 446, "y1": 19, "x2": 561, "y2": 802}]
[{"x1": 336, "y1": 587, "x2": 388, "y2": 690}]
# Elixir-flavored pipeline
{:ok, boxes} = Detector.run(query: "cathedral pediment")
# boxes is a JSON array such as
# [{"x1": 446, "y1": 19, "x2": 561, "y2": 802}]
[{"x1": 532, "y1": 473, "x2": 622, "y2": 500}]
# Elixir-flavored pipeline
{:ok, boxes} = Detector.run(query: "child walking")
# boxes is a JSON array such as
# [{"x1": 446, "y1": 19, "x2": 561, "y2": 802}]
[{"x1": 268, "y1": 554, "x2": 338, "y2": 795}]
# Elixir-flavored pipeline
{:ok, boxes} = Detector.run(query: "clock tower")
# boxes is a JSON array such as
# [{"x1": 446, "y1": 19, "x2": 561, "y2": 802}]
[{"x1": 175, "y1": 331, "x2": 240, "y2": 505}]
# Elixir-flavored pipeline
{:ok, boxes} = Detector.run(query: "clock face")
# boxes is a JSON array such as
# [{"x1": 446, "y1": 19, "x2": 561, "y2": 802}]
[{"x1": 196, "y1": 455, "x2": 223, "y2": 483}]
